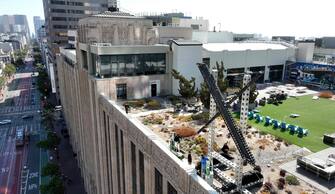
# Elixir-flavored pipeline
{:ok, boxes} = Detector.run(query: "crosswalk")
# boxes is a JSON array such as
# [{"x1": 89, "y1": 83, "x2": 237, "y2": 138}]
[{"x1": 0, "y1": 105, "x2": 40, "y2": 114}]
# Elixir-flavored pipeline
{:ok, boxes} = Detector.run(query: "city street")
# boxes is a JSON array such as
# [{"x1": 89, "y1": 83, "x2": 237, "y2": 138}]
[{"x1": 0, "y1": 59, "x2": 48, "y2": 194}]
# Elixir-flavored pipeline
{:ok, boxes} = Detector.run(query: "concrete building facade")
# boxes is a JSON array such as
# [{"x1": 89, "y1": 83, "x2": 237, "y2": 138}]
[
  {"x1": 56, "y1": 10, "x2": 218, "y2": 194},
  {"x1": 56, "y1": 7, "x2": 303, "y2": 194}
]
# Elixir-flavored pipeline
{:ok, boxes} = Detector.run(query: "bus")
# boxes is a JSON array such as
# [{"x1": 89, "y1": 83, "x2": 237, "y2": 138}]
[{"x1": 15, "y1": 128, "x2": 25, "y2": 147}]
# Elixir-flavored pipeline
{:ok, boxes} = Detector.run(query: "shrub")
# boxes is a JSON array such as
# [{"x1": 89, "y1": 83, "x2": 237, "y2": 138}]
[
  {"x1": 195, "y1": 135, "x2": 207, "y2": 145},
  {"x1": 177, "y1": 115, "x2": 193, "y2": 122},
  {"x1": 285, "y1": 190, "x2": 292, "y2": 194},
  {"x1": 124, "y1": 100, "x2": 145, "y2": 108},
  {"x1": 191, "y1": 112, "x2": 209, "y2": 122},
  {"x1": 277, "y1": 181, "x2": 285, "y2": 190},
  {"x1": 168, "y1": 95, "x2": 181, "y2": 105},
  {"x1": 279, "y1": 169, "x2": 286, "y2": 177},
  {"x1": 194, "y1": 145, "x2": 203, "y2": 156},
  {"x1": 142, "y1": 114, "x2": 163, "y2": 125},
  {"x1": 146, "y1": 99, "x2": 161, "y2": 110},
  {"x1": 319, "y1": 91, "x2": 333, "y2": 98},
  {"x1": 285, "y1": 175, "x2": 300, "y2": 185},
  {"x1": 278, "y1": 177, "x2": 285, "y2": 184},
  {"x1": 259, "y1": 131, "x2": 268, "y2": 136},
  {"x1": 263, "y1": 182, "x2": 273, "y2": 191}
]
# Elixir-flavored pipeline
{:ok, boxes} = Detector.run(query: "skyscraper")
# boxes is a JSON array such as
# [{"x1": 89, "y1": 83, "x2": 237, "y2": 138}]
[
  {"x1": 0, "y1": 15, "x2": 30, "y2": 43},
  {"x1": 42, "y1": 0, "x2": 115, "y2": 104},
  {"x1": 33, "y1": 16, "x2": 45, "y2": 40}
]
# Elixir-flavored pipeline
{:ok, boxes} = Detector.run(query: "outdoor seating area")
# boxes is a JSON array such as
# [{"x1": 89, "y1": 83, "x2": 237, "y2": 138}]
[{"x1": 248, "y1": 111, "x2": 309, "y2": 137}]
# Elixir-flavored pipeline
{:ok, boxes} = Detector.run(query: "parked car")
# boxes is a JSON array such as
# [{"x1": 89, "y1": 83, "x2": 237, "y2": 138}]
[
  {"x1": 22, "y1": 115, "x2": 33, "y2": 119},
  {"x1": 0, "y1": 120, "x2": 12, "y2": 125}
]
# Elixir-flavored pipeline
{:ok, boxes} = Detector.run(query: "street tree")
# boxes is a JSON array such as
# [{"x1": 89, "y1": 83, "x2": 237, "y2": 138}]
[
  {"x1": 171, "y1": 69, "x2": 197, "y2": 99},
  {"x1": 0, "y1": 76, "x2": 6, "y2": 89},
  {"x1": 40, "y1": 176, "x2": 65, "y2": 194},
  {"x1": 42, "y1": 163, "x2": 60, "y2": 177},
  {"x1": 3, "y1": 64, "x2": 16, "y2": 78}
]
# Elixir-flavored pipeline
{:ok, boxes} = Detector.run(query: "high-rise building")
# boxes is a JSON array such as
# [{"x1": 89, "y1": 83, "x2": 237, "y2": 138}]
[
  {"x1": 42, "y1": 0, "x2": 113, "y2": 104},
  {"x1": 33, "y1": 16, "x2": 45, "y2": 40},
  {"x1": 0, "y1": 15, "x2": 30, "y2": 43}
]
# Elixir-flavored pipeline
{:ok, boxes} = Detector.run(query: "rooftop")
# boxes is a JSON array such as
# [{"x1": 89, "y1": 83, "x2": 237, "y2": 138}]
[
  {"x1": 114, "y1": 95, "x2": 314, "y2": 193},
  {"x1": 92, "y1": 11, "x2": 140, "y2": 19},
  {"x1": 203, "y1": 42, "x2": 288, "y2": 52},
  {"x1": 60, "y1": 48, "x2": 76, "y2": 63}
]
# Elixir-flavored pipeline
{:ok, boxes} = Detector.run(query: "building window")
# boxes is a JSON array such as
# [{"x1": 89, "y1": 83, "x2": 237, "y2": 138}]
[
  {"x1": 202, "y1": 58, "x2": 210, "y2": 66},
  {"x1": 167, "y1": 182, "x2": 177, "y2": 194},
  {"x1": 131, "y1": 142, "x2": 137, "y2": 194},
  {"x1": 68, "y1": 17, "x2": 79, "y2": 21},
  {"x1": 116, "y1": 84, "x2": 127, "y2": 100},
  {"x1": 67, "y1": 1, "x2": 84, "y2": 6},
  {"x1": 97, "y1": 54, "x2": 166, "y2": 78},
  {"x1": 100, "y1": 55, "x2": 111, "y2": 76},
  {"x1": 81, "y1": 50, "x2": 88, "y2": 70},
  {"x1": 191, "y1": 24, "x2": 200, "y2": 30},
  {"x1": 91, "y1": 54, "x2": 97, "y2": 75},
  {"x1": 53, "y1": 25, "x2": 68, "y2": 29},
  {"x1": 115, "y1": 124, "x2": 121, "y2": 194},
  {"x1": 155, "y1": 168, "x2": 163, "y2": 194},
  {"x1": 68, "y1": 9, "x2": 84, "y2": 14},
  {"x1": 50, "y1": 0, "x2": 65, "y2": 5},
  {"x1": 139, "y1": 151, "x2": 145, "y2": 194},
  {"x1": 103, "y1": 112, "x2": 113, "y2": 194},
  {"x1": 120, "y1": 130, "x2": 125, "y2": 194},
  {"x1": 52, "y1": 17, "x2": 67, "y2": 21},
  {"x1": 51, "y1": 9, "x2": 66, "y2": 13}
]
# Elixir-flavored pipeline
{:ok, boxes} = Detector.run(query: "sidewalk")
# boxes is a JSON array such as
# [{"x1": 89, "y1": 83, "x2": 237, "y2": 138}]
[{"x1": 53, "y1": 117, "x2": 86, "y2": 194}]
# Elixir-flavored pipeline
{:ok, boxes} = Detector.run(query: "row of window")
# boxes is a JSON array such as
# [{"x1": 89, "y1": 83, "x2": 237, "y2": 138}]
[
  {"x1": 94, "y1": 54, "x2": 166, "y2": 78},
  {"x1": 50, "y1": 0, "x2": 107, "y2": 7},
  {"x1": 52, "y1": 17, "x2": 79, "y2": 22},
  {"x1": 53, "y1": 25, "x2": 68, "y2": 29},
  {"x1": 50, "y1": 0, "x2": 83, "y2": 6},
  {"x1": 51, "y1": 9, "x2": 84, "y2": 14},
  {"x1": 102, "y1": 111, "x2": 177, "y2": 194}
]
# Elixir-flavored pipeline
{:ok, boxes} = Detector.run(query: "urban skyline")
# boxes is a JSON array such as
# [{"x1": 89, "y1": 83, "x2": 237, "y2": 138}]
[{"x1": 1, "y1": 0, "x2": 335, "y2": 37}]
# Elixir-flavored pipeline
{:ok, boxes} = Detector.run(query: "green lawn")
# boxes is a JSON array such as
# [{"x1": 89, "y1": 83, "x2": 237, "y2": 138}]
[{"x1": 249, "y1": 95, "x2": 335, "y2": 152}]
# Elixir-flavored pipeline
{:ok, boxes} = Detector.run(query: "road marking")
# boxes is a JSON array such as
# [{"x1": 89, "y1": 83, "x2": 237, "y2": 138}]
[
  {"x1": 39, "y1": 132, "x2": 41, "y2": 194},
  {"x1": 5, "y1": 142, "x2": 14, "y2": 194}
]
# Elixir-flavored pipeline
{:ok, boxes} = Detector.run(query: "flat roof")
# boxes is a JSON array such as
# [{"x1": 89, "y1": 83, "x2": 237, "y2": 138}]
[
  {"x1": 203, "y1": 42, "x2": 287, "y2": 52},
  {"x1": 60, "y1": 48, "x2": 76, "y2": 62}
]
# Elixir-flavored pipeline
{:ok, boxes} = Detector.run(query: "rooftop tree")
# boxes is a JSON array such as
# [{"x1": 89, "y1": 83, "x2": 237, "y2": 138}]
[{"x1": 171, "y1": 69, "x2": 197, "y2": 99}]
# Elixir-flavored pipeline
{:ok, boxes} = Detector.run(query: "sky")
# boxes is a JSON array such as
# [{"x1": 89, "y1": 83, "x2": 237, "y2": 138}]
[{"x1": 0, "y1": 0, "x2": 334, "y2": 38}]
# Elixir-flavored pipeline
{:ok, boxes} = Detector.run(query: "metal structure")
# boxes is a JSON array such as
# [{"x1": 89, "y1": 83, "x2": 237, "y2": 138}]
[
  {"x1": 235, "y1": 74, "x2": 252, "y2": 191},
  {"x1": 207, "y1": 69, "x2": 218, "y2": 185},
  {"x1": 240, "y1": 74, "x2": 251, "y2": 133},
  {"x1": 197, "y1": 63, "x2": 263, "y2": 193},
  {"x1": 197, "y1": 72, "x2": 263, "y2": 135}
]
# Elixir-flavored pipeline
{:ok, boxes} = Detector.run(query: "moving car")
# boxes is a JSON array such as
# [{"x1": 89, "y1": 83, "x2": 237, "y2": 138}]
[{"x1": 0, "y1": 120, "x2": 12, "y2": 125}]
